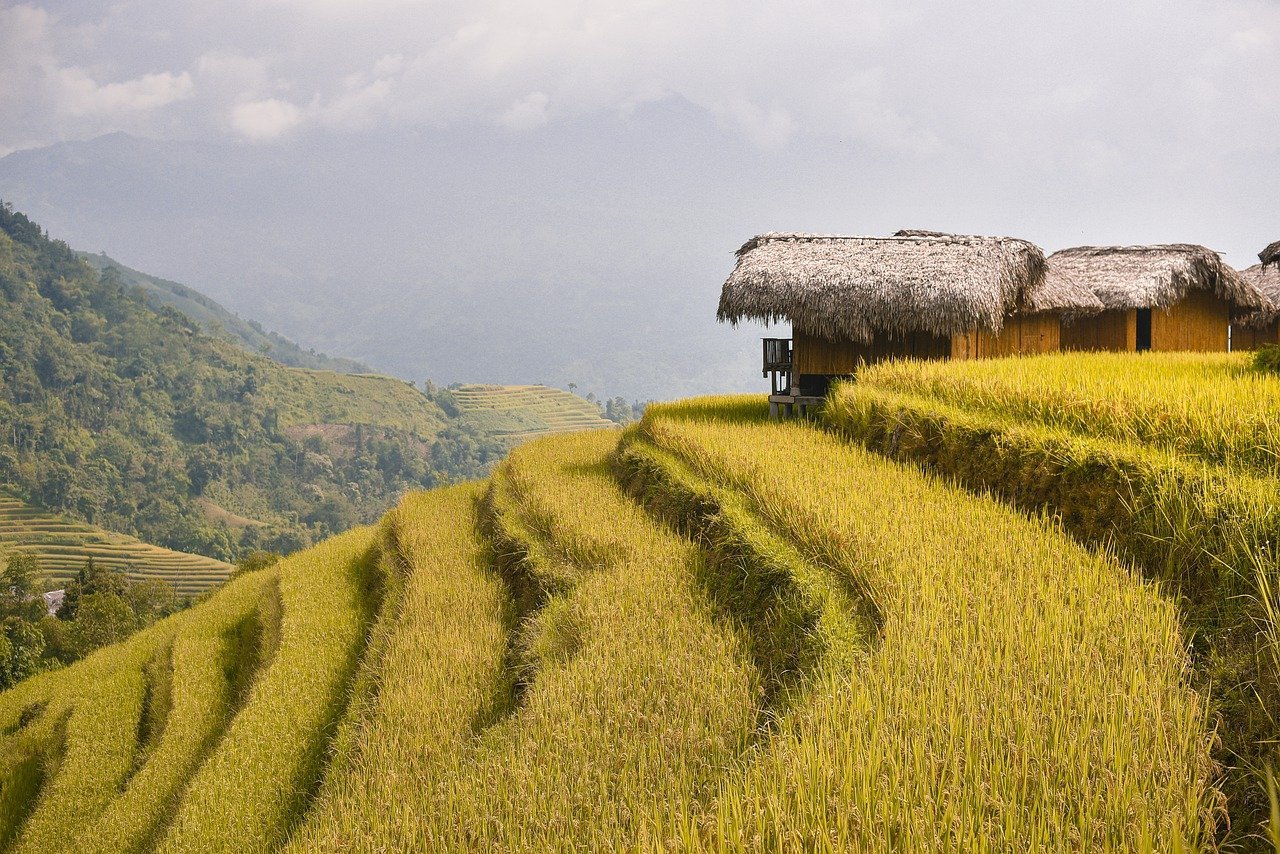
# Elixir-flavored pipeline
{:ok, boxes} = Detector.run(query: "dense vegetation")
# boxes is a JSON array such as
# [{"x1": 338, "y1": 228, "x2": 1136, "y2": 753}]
[
  {"x1": 0, "y1": 202, "x2": 510, "y2": 562},
  {"x1": 0, "y1": 379, "x2": 1245, "y2": 850},
  {"x1": 1, "y1": 553, "x2": 190, "y2": 691}
]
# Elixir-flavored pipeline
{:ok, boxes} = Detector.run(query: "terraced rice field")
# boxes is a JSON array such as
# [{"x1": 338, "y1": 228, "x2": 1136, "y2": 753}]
[
  {"x1": 0, "y1": 376, "x2": 1238, "y2": 850},
  {"x1": 449, "y1": 384, "x2": 614, "y2": 444},
  {"x1": 827, "y1": 351, "x2": 1280, "y2": 844},
  {"x1": 0, "y1": 496, "x2": 232, "y2": 596}
]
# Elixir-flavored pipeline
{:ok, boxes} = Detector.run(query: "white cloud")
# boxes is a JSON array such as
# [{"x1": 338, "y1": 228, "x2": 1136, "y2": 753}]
[
  {"x1": 499, "y1": 91, "x2": 549, "y2": 131},
  {"x1": 715, "y1": 98, "x2": 794, "y2": 149},
  {"x1": 0, "y1": 0, "x2": 1278, "y2": 162},
  {"x1": 229, "y1": 97, "x2": 301, "y2": 140},
  {"x1": 54, "y1": 69, "x2": 192, "y2": 116}
]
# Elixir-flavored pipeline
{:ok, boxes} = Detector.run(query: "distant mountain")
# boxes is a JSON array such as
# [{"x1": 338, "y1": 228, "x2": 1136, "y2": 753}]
[
  {"x1": 0, "y1": 130, "x2": 765, "y2": 401},
  {"x1": 78, "y1": 251, "x2": 372, "y2": 374}
]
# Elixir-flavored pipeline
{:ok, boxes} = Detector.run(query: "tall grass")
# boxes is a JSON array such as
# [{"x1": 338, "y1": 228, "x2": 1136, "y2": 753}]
[
  {"x1": 638, "y1": 401, "x2": 1217, "y2": 848},
  {"x1": 156, "y1": 527, "x2": 379, "y2": 853}
]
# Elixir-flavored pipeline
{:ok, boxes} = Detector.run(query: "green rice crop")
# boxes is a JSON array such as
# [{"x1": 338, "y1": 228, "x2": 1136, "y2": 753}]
[{"x1": 635, "y1": 400, "x2": 1217, "y2": 849}]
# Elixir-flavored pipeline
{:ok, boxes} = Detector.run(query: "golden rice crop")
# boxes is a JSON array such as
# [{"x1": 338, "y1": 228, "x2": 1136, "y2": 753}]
[
  {"x1": 297, "y1": 430, "x2": 759, "y2": 850},
  {"x1": 0, "y1": 608, "x2": 182, "y2": 850},
  {"x1": 635, "y1": 399, "x2": 1217, "y2": 849},
  {"x1": 827, "y1": 363, "x2": 1280, "y2": 843},
  {"x1": 9, "y1": 654, "x2": 151, "y2": 853},
  {"x1": 157, "y1": 527, "x2": 379, "y2": 853},
  {"x1": 79, "y1": 569, "x2": 278, "y2": 853},
  {"x1": 856, "y1": 351, "x2": 1280, "y2": 472},
  {"x1": 286, "y1": 483, "x2": 508, "y2": 849}
]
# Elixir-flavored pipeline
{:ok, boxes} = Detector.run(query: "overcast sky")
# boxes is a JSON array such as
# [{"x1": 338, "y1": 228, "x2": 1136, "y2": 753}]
[{"x1": 1, "y1": 0, "x2": 1278, "y2": 398}]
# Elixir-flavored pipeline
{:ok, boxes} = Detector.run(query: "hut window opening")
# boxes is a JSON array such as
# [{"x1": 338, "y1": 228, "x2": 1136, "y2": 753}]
[{"x1": 1135, "y1": 308, "x2": 1152, "y2": 351}]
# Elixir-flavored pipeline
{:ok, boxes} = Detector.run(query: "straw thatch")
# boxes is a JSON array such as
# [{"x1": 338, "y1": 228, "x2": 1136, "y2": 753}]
[
  {"x1": 1234, "y1": 264, "x2": 1280, "y2": 328},
  {"x1": 1044, "y1": 244, "x2": 1263, "y2": 311},
  {"x1": 1260, "y1": 240, "x2": 1280, "y2": 268},
  {"x1": 717, "y1": 232, "x2": 1101, "y2": 343}
]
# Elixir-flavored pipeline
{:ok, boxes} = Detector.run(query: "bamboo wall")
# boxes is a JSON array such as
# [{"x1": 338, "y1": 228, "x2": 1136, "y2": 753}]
[
  {"x1": 950, "y1": 314, "x2": 1060, "y2": 360},
  {"x1": 1060, "y1": 309, "x2": 1136, "y2": 352},
  {"x1": 1231, "y1": 321, "x2": 1280, "y2": 351},
  {"x1": 1060, "y1": 293, "x2": 1231, "y2": 353},
  {"x1": 1150, "y1": 289, "x2": 1230, "y2": 352},
  {"x1": 792, "y1": 328, "x2": 950, "y2": 375}
]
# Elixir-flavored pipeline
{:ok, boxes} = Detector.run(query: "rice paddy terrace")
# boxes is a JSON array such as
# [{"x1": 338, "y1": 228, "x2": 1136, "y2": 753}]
[
  {"x1": 449, "y1": 383, "x2": 614, "y2": 443},
  {"x1": 0, "y1": 495, "x2": 232, "y2": 597},
  {"x1": 4, "y1": 352, "x2": 1280, "y2": 851}
]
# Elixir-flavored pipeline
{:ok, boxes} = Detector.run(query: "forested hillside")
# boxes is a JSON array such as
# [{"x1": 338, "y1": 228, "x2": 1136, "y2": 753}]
[
  {"x1": 78, "y1": 252, "x2": 372, "y2": 374},
  {"x1": 0, "y1": 202, "x2": 504, "y2": 561}
]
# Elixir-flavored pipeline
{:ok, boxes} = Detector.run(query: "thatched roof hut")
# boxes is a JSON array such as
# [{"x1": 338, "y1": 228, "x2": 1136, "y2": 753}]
[
  {"x1": 1234, "y1": 264, "x2": 1280, "y2": 328},
  {"x1": 717, "y1": 232, "x2": 1100, "y2": 344},
  {"x1": 1044, "y1": 244, "x2": 1263, "y2": 311},
  {"x1": 1260, "y1": 240, "x2": 1280, "y2": 268}
]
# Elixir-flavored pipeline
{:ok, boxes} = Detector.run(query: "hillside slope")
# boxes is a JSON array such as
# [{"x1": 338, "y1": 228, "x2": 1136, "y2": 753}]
[
  {"x1": 78, "y1": 252, "x2": 371, "y2": 374},
  {"x1": 0, "y1": 494, "x2": 231, "y2": 597},
  {"x1": 0, "y1": 385, "x2": 1241, "y2": 850},
  {"x1": 0, "y1": 202, "x2": 470, "y2": 562},
  {"x1": 448, "y1": 384, "x2": 615, "y2": 444}
]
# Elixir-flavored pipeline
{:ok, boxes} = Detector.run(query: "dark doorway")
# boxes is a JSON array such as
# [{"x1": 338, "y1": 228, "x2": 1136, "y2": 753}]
[
  {"x1": 1136, "y1": 308, "x2": 1152, "y2": 351},
  {"x1": 798, "y1": 374, "x2": 837, "y2": 397}
]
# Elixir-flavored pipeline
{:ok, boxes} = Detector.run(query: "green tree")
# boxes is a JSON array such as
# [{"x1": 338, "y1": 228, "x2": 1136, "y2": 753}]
[
  {"x1": 71, "y1": 592, "x2": 136, "y2": 654},
  {"x1": 124, "y1": 578, "x2": 176, "y2": 621},
  {"x1": 1, "y1": 554, "x2": 42, "y2": 618},
  {"x1": 232, "y1": 550, "x2": 282, "y2": 578},
  {"x1": 0, "y1": 616, "x2": 46, "y2": 688},
  {"x1": 59, "y1": 557, "x2": 130, "y2": 620},
  {"x1": 38, "y1": 615, "x2": 76, "y2": 665}
]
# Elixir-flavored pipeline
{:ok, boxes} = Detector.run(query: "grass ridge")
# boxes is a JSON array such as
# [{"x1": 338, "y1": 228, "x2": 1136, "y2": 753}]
[{"x1": 615, "y1": 429, "x2": 876, "y2": 717}]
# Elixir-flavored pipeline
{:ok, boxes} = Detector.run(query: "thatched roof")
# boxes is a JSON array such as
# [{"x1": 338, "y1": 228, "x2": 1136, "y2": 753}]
[
  {"x1": 1234, "y1": 264, "x2": 1280, "y2": 328},
  {"x1": 1044, "y1": 244, "x2": 1263, "y2": 311},
  {"x1": 717, "y1": 232, "x2": 1101, "y2": 343},
  {"x1": 1260, "y1": 240, "x2": 1280, "y2": 267}
]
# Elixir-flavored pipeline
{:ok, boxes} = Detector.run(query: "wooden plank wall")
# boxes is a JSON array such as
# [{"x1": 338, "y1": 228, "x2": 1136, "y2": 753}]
[
  {"x1": 950, "y1": 314, "x2": 1060, "y2": 360},
  {"x1": 1150, "y1": 290, "x2": 1229, "y2": 352},
  {"x1": 1060, "y1": 309, "x2": 1136, "y2": 352}
]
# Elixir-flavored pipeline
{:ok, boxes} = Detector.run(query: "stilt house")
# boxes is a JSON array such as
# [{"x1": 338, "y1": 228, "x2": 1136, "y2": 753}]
[
  {"x1": 716, "y1": 232, "x2": 1102, "y2": 412},
  {"x1": 1046, "y1": 244, "x2": 1261, "y2": 352}
]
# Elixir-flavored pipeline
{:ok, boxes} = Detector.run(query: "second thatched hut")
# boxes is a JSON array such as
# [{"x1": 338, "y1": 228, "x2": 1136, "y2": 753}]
[
  {"x1": 1230, "y1": 263, "x2": 1280, "y2": 350},
  {"x1": 1046, "y1": 244, "x2": 1261, "y2": 352},
  {"x1": 717, "y1": 232, "x2": 1100, "y2": 403}
]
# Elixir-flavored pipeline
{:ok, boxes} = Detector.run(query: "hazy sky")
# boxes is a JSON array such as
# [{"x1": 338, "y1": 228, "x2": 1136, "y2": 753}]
[{"x1": 1, "y1": 0, "x2": 1278, "y2": 398}]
